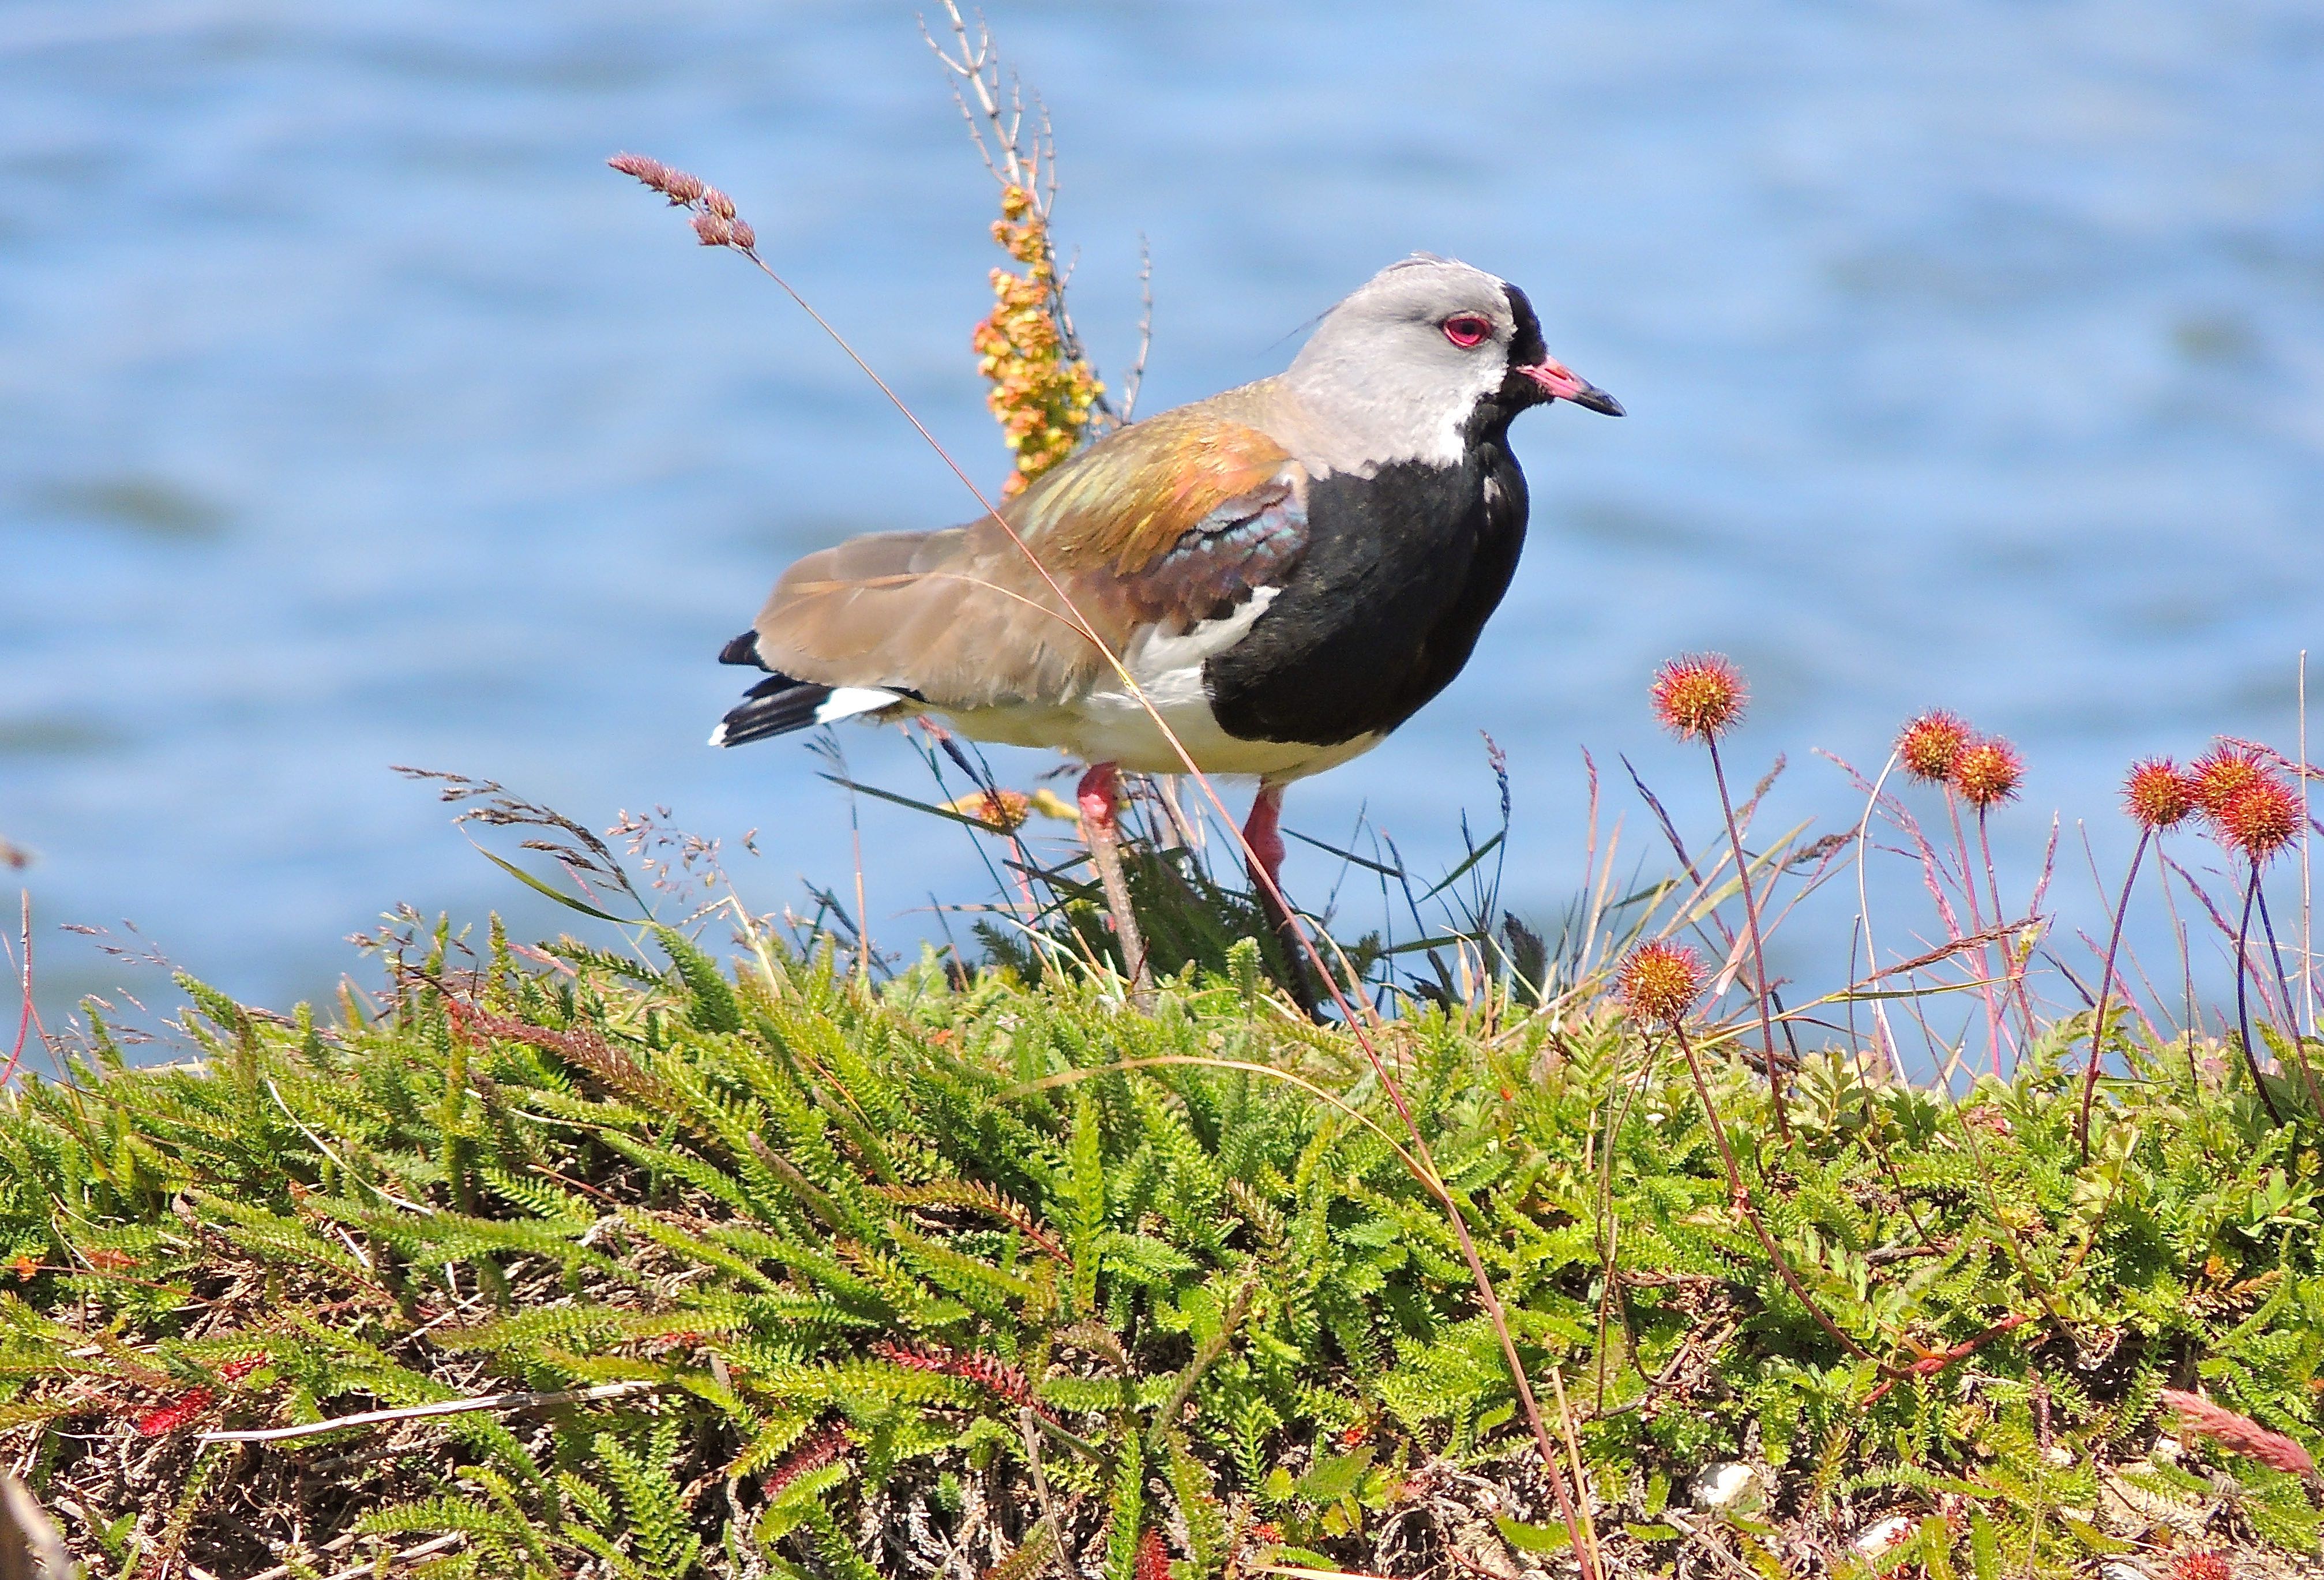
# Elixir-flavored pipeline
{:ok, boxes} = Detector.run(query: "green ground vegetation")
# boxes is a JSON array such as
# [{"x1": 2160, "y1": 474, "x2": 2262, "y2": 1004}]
[{"x1": 1, "y1": 906, "x2": 2319, "y2": 1578}]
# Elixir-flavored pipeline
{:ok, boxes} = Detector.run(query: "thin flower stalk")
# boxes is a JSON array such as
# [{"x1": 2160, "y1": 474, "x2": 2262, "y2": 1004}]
[
  {"x1": 1650, "y1": 655, "x2": 1788, "y2": 1140},
  {"x1": 2078, "y1": 759, "x2": 2195, "y2": 1161}
]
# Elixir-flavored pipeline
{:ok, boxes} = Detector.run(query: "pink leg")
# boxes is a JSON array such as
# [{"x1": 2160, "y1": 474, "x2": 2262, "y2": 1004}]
[
  {"x1": 1243, "y1": 782, "x2": 1286, "y2": 894},
  {"x1": 1245, "y1": 781, "x2": 1319, "y2": 1018},
  {"x1": 1075, "y1": 762, "x2": 1153, "y2": 1007}
]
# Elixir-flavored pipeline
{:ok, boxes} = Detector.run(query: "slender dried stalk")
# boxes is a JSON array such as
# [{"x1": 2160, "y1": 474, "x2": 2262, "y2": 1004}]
[
  {"x1": 1667, "y1": 1021, "x2": 1885, "y2": 1371},
  {"x1": 2234, "y1": 865, "x2": 2285, "y2": 1125},
  {"x1": 1706, "y1": 737, "x2": 1788, "y2": 1140}
]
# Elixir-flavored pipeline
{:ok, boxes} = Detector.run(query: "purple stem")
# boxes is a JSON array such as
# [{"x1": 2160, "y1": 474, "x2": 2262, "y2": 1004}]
[{"x1": 2075, "y1": 829, "x2": 2147, "y2": 1164}]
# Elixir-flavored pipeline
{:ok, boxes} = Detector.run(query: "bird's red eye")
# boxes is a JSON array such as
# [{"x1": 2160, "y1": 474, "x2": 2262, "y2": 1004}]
[{"x1": 1442, "y1": 315, "x2": 1492, "y2": 348}]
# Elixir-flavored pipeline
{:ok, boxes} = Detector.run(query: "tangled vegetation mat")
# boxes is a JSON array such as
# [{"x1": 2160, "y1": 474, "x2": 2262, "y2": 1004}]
[{"x1": 1, "y1": 909, "x2": 2321, "y2": 1580}]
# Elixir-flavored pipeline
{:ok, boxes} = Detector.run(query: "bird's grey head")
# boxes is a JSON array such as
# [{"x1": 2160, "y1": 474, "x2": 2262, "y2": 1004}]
[{"x1": 1283, "y1": 254, "x2": 1620, "y2": 468}]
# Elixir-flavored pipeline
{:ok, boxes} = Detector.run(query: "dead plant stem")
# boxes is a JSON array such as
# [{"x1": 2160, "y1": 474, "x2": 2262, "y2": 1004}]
[{"x1": 1706, "y1": 740, "x2": 1788, "y2": 1140}]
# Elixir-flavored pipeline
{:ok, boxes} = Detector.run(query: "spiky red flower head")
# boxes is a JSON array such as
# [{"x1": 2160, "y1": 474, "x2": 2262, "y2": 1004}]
[
  {"x1": 1618, "y1": 941, "x2": 1705, "y2": 1026},
  {"x1": 1650, "y1": 653, "x2": 1747, "y2": 741},
  {"x1": 1896, "y1": 710, "x2": 1972, "y2": 785},
  {"x1": 2191, "y1": 743, "x2": 2266, "y2": 819},
  {"x1": 2123, "y1": 758, "x2": 2195, "y2": 831},
  {"x1": 1951, "y1": 737, "x2": 2022, "y2": 810},
  {"x1": 2219, "y1": 775, "x2": 2299, "y2": 864},
  {"x1": 2171, "y1": 1552, "x2": 2231, "y2": 1580}
]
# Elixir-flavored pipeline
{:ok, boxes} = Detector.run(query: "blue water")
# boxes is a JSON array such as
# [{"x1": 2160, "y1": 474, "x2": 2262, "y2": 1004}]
[{"x1": 6, "y1": 2, "x2": 2322, "y2": 1038}]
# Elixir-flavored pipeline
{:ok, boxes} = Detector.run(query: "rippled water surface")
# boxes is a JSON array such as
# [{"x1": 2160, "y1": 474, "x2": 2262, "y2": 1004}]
[{"x1": 5, "y1": 2, "x2": 2322, "y2": 1030}]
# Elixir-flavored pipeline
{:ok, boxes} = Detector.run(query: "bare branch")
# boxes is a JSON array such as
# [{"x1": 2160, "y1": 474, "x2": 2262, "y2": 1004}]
[{"x1": 1122, "y1": 233, "x2": 1154, "y2": 422}]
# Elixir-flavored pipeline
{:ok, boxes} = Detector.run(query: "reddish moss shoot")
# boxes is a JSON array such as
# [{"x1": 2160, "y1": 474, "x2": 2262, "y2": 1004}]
[
  {"x1": 1649, "y1": 654, "x2": 1747, "y2": 741},
  {"x1": 1618, "y1": 941, "x2": 1705, "y2": 1027},
  {"x1": 1134, "y1": 1529, "x2": 1171, "y2": 1580},
  {"x1": 1896, "y1": 710, "x2": 1972, "y2": 785}
]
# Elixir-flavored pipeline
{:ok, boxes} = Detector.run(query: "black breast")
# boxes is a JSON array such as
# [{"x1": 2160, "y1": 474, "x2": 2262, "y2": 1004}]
[{"x1": 1203, "y1": 438, "x2": 1529, "y2": 748}]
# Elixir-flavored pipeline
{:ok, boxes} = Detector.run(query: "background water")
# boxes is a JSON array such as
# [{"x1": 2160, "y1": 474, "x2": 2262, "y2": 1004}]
[{"x1": 5, "y1": 1, "x2": 2322, "y2": 1043}]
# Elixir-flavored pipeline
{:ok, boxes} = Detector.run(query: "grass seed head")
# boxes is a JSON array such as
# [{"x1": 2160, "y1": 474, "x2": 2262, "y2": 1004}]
[
  {"x1": 692, "y1": 212, "x2": 734, "y2": 247},
  {"x1": 1951, "y1": 736, "x2": 2022, "y2": 810},
  {"x1": 1896, "y1": 710, "x2": 1972, "y2": 783},
  {"x1": 2219, "y1": 774, "x2": 2299, "y2": 863},
  {"x1": 1619, "y1": 941, "x2": 1706, "y2": 1026},
  {"x1": 2124, "y1": 757, "x2": 2196, "y2": 831},
  {"x1": 1650, "y1": 653, "x2": 1747, "y2": 741}
]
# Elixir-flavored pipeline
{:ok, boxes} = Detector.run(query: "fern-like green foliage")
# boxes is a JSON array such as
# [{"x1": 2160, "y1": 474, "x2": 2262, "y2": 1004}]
[{"x1": 0, "y1": 922, "x2": 2319, "y2": 1577}]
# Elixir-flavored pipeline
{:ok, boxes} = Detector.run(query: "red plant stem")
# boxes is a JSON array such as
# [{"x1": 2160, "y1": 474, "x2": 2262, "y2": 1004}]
[
  {"x1": 1668, "y1": 1022, "x2": 1891, "y2": 1373},
  {"x1": 1944, "y1": 790, "x2": 2007, "y2": 1074},
  {"x1": 2076, "y1": 828, "x2": 2149, "y2": 1164},
  {"x1": 1705, "y1": 738, "x2": 1788, "y2": 1142},
  {"x1": 2235, "y1": 864, "x2": 2285, "y2": 1125}
]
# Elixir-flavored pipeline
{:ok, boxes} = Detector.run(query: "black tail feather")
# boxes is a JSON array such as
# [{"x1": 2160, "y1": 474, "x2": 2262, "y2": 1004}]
[
  {"x1": 711, "y1": 673, "x2": 832, "y2": 748},
  {"x1": 719, "y1": 630, "x2": 767, "y2": 668}
]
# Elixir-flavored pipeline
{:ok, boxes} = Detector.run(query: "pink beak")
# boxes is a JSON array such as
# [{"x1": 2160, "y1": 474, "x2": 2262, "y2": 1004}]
[{"x1": 1518, "y1": 359, "x2": 1624, "y2": 416}]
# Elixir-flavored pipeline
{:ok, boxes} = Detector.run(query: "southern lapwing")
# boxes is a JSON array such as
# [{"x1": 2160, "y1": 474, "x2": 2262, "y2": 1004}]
[{"x1": 714, "y1": 254, "x2": 1620, "y2": 994}]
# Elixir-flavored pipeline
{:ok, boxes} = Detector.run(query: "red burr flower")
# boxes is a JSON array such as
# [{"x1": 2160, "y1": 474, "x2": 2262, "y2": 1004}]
[
  {"x1": 2170, "y1": 1554, "x2": 2230, "y2": 1580},
  {"x1": 1896, "y1": 710, "x2": 1972, "y2": 785},
  {"x1": 1951, "y1": 737, "x2": 2022, "y2": 810},
  {"x1": 1618, "y1": 941, "x2": 1706, "y2": 1026},
  {"x1": 1650, "y1": 653, "x2": 1747, "y2": 741},
  {"x1": 2123, "y1": 758, "x2": 2195, "y2": 831},
  {"x1": 2218, "y1": 775, "x2": 2299, "y2": 863},
  {"x1": 2190, "y1": 743, "x2": 2266, "y2": 820}
]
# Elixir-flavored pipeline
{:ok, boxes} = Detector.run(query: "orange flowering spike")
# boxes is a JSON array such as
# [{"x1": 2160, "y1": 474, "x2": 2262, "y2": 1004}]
[
  {"x1": 1649, "y1": 653, "x2": 1746, "y2": 741},
  {"x1": 2171, "y1": 1553, "x2": 2230, "y2": 1580},
  {"x1": 1951, "y1": 737, "x2": 2022, "y2": 810},
  {"x1": 1896, "y1": 710, "x2": 1972, "y2": 784},
  {"x1": 2123, "y1": 757, "x2": 2195, "y2": 831},
  {"x1": 1618, "y1": 941, "x2": 1705, "y2": 1026}
]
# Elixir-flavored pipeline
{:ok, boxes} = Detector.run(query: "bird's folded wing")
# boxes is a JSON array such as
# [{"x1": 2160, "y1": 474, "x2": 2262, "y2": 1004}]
[{"x1": 746, "y1": 407, "x2": 1309, "y2": 711}]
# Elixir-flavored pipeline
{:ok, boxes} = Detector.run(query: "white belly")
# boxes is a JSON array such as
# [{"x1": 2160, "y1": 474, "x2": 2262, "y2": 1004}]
[{"x1": 936, "y1": 594, "x2": 1384, "y2": 782}]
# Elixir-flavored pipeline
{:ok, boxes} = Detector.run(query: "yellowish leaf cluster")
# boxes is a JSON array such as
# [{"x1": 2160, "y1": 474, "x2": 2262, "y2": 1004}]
[{"x1": 972, "y1": 186, "x2": 1104, "y2": 497}]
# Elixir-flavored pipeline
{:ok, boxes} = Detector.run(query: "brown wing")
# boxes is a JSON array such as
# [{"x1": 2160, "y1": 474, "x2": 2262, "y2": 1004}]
[{"x1": 742, "y1": 401, "x2": 1307, "y2": 711}]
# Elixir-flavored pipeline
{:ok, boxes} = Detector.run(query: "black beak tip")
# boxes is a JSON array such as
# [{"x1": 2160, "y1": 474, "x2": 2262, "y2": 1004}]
[{"x1": 1575, "y1": 386, "x2": 1624, "y2": 418}]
